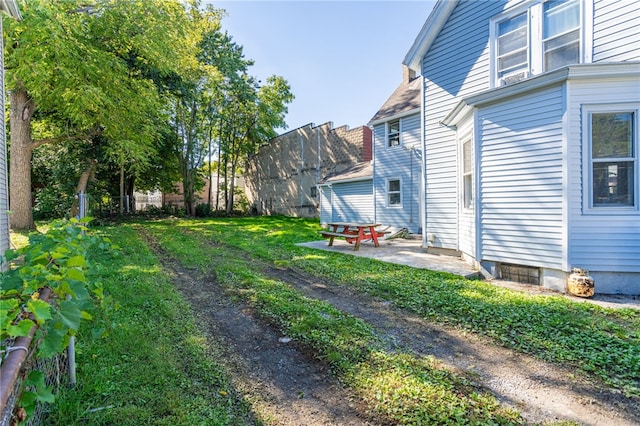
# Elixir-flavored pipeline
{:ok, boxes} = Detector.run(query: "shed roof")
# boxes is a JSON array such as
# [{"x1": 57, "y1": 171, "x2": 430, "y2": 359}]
[{"x1": 319, "y1": 161, "x2": 372, "y2": 185}]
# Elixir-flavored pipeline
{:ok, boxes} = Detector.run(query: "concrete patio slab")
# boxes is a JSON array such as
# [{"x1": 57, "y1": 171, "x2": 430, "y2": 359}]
[
  {"x1": 298, "y1": 237, "x2": 480, "y2": 279},
  {"x1": 298, "y1": 237, "x2": 639, "y2": 310}
]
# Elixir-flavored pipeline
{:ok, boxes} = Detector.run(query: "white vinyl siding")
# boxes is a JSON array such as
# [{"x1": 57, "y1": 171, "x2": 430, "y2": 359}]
[
  {"x1": 567, "y1": 77, "x2": 640, "y2": 273},
  {"x1": 373, "y1": 114, "x2": 421, "y2": 233},
  {"x1": 592, "y1": 0, "x2": 640, "y2": 62},
  {"x1": 319, "y1": 185, "x2": 332, "y2": 225},
  {"x1": 478, "y1": 85, "x2": 565, "y2": 269},
  {"x1": 422, "y1": 1, "x2": 500, "y2": 249},
  {"x1": 332, "y1": 180, "x2": 374, "y2": 224}
]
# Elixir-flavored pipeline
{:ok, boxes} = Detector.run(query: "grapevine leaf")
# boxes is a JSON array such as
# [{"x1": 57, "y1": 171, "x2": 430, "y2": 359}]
[
  {"x1": 4, "y1": 249, "x2": 20, "y2": 261},
  {"x1": 7, "y1": 319, "x2": 36, "y2": 337},
  {"x1": 38, "y1": 328, "x2": 65, "y2": 358},
  {"x1": 20, "y1": 391, "x2": 37, "y2": 417},
  {"x1": 25, "y1": 371, "x2": 56, "y2": 403},
  {"x1": 0, "y1": 299, "x2": 19, "y2": 311},
  {"x1": 69, "y1": 280, "x2": 90, "y2": 301},
  {"x1": 59, "y1": 300, "x2": 82, "y2": 330},
  {"x1": 66, "y1": 268, "x2": 86, "y2": 282},
  {"x1": 1, "y1": 274, "x2": 23, "y2": 292},
  {"x1": 26, "y1": 299, "x2": 53, "y2": 324},
  {"x1": 66, "y1": 256, "x2": 87, "y2": 268}
]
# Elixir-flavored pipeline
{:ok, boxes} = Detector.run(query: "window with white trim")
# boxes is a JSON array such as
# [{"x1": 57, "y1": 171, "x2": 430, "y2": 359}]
[
  {"x1": 387, "y1": 178, "x2": 401, "y2": 207},
  {"x1": 462, "y1": 139, "x2": 473, "y2": 209},
  {"x1": 492, "y1": 0, "x2": 582, "y2": 87},
  {"x1": 387, "y1": 119, "x2": 400, "y2": 147},
  {"x1": 588, "y1": 109, "x2": 637, "y2": 208}
]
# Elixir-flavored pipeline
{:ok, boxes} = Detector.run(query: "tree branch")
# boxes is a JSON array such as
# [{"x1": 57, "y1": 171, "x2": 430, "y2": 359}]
[{"x1": 32, "y1": 129, "x2": 102, "y2": 149}]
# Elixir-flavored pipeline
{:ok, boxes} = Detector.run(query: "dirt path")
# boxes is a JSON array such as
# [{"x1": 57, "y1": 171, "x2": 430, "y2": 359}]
[
  {"x1": 145, "y1": 241, "x2": 378, "y2": 425},
  {"x1": 263, "y1": 266, "x2": 640, "y2": 425},
  {"x1": 143, "y1": 232, "x2": 639, "y2": 425}
]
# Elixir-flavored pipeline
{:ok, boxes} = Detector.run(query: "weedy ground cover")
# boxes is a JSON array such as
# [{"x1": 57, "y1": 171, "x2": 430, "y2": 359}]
[
  {"x1": 43, "y1": 225, "x2": 255, "y2": 425},
  {"x1": 144, "y1": 220, "x2": 523, "y2": 424},
  {"x1": 158, "y1": 216, "x2": 640, "y2": 398}
]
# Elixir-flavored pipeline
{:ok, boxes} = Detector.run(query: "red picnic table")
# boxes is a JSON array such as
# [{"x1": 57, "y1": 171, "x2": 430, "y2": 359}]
[{"x1": 319, "y1": 222, "x2": 383, "y2": 251}]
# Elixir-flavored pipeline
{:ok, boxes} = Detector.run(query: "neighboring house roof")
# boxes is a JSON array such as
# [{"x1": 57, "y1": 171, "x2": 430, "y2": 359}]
[
  {"x1": 319, "y1": 161, "x2": 372, "y2": 185},
  {"x1": 404, "y1": 0, "x2": 457, "y2": 72},
  {"x1": 369, "y1": 76, "x2": 421, "y2": 125}
]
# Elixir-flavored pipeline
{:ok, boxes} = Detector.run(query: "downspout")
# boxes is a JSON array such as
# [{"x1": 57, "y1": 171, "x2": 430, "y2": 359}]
[
  {"x1": 316, "y1": 127, "x2": 321, "y2": 215},
  {"x1": 420, "y1": 74, "x2": 428, "y2": 248},
  {"x1": 372, "y1": 126, "x2": 377, "y2": 224}
]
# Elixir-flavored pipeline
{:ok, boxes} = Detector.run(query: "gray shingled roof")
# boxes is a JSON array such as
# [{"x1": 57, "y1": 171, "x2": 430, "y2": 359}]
[
  {"x1": 319, "y1": 162, "x2": 372, "y2": 184},
  {"x1": 369, "y1": 76, "x2": 421, "y2": 124}
]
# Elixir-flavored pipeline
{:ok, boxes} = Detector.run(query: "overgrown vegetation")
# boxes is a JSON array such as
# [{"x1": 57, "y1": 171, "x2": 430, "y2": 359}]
[
  {"x1": 144, "y1": 220, "x2": 523, "y2": 424},
  {"x1": 10, "y1": 216, "x2": 636, "y2": 424},
  {"x1": 150, "y1": 216, "x2": 640, "y2": 398},
  {"x1": 1, "y1": 219, "x2": 105, "y2": 419},
  {"x1": 46, "y1": 226, "x2": 254, "y2": 425}
]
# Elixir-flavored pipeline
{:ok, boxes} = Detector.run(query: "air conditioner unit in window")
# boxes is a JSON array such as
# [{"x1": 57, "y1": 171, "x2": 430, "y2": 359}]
[{"x1": 498, "y1": 71, "x2": 530, "y2": 86}]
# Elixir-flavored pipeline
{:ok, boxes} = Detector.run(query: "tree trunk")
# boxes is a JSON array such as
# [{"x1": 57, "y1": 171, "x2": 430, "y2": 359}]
[
  {"x1": 119, "y1": 162, "x2": 125, "y2": 214},
  {"x1": 227, "y1": 159, "x2": 237, "y2": 214},
  {"x1": 215, "y1": 143, "x2": 221, "y2": 211},
  {"x1": 9, "y1": 88, "x2": 36, "y2": 230},
  {"x1": 69, "y1": 160, "x2": 97, "y2": 218}
]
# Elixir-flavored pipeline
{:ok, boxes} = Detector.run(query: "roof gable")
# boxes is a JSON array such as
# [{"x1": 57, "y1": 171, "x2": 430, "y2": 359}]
[{"x1": 403, "y1": 0, "x2": 458, "y2": 72}]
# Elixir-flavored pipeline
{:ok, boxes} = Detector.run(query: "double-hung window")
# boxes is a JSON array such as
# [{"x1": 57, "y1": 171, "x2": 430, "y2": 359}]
[
  {"x1": 492, "y1": 0, "x2": 583, "y2": 87},
  {"x1": 543, "y1": 0, "x2": 580, "y2": 71},
  {"x1": 387, "y1": 178, "x2": 401, "y2": 207},
  {"x1": 587, "y1": 107, "x2": 638, "y2": 209},
  {"x1": 462, "y1": 140, "x2": 474, "y2": 209},
  {"x1": 387, "y1": 119, "x2": 400, "y2": 147},
  {"x1": 497, "y1": 12, "x2": 529, "y2": 81}
]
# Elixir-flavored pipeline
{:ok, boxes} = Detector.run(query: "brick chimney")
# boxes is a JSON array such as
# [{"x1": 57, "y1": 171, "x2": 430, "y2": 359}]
[
  {"x1": 362, "y1": 126, "x2": 372, "y2": 162},
  {"x1": 402, "y1": 64, "x2": 416, "y2": 83}
]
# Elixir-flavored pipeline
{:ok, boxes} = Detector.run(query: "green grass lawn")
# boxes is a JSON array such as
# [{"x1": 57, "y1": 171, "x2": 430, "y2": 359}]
[
  {"x1": 12, "y1": 216, "x2": 637, "y2": 424},
  {"x1": 148, "y1": 216, "x2": 639, "y2": 398},
  {"x1": 44, "y1": 225, "x2": 256, "y2": 425}
]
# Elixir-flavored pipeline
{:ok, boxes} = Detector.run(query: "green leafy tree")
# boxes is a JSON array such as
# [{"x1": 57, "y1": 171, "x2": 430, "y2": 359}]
[
  {"x1": 165, "y1": 5, "x2": 254, "y2": 216},
  {"x1": 4, "y1": 0, "x2": 188, "y2": 229},
  {"x1": 217, "y1": 75, "x2": 294, "y2": 213}
]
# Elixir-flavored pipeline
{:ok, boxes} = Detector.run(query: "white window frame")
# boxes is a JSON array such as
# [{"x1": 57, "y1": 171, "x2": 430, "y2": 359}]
[
  {"x1": 489, "y1": 0, "x2": 592, "y2": 88},
  {"x1": 461, "y1": 138, "x2": 474, "y2": 210},
  {"x1": 582, "y1": 103, "x2": 640, "y2": 214},
  {"x1": 386, "y1": 178, "x2": 402, "y2": 207},
  {"x1": 386, "y1": 119, "x2": 401, "y2": 148}
]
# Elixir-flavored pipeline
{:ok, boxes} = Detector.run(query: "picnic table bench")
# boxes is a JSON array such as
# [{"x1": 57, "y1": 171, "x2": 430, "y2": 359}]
[{"x1": 319, "y1": 222, "x2": 384, "y2": 251}]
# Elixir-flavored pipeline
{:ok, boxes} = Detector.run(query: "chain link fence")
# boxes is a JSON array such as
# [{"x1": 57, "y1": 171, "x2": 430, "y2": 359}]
[
  {"x1": 0, "y1": 345, "x2": 68, "y2": 426},
  {"x1": 0, "y1": 191, "x2": 88, "y2": 425}
]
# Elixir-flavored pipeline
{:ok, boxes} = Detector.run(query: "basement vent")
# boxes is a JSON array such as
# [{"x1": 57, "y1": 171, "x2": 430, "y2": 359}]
[{"x1": 499, "y1": 263, "x2": 540, "y2": 285}]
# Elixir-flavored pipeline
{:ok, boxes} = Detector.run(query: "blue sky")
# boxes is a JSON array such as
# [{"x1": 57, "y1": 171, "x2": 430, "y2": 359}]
[{"x1": 212, "y1": 1, "x2": 436, "y2": 133}]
